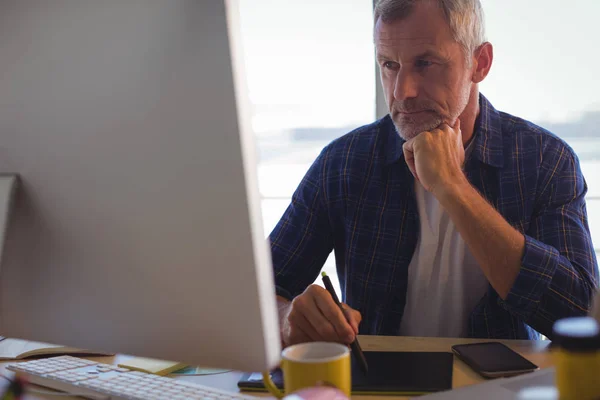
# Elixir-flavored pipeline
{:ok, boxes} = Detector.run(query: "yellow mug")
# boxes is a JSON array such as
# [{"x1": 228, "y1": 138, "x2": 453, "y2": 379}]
[{"x1": 262, "y1": 342, "x2": 351, "y2": 398}]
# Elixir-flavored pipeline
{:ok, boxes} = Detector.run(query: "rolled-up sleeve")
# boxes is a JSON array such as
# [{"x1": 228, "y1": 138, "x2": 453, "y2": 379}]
[
  {"x1": 269, "y1": 147, "x2": 334, "y2": 300},
  {"x1": 501, "y1": 146, "x2": 599, "y2": 337}
]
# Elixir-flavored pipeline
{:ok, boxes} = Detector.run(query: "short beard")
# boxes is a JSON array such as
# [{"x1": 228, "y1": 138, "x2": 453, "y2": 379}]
[
  {"x1": 391, "y1": 84, "x2": 472, "y2": 141},
  {"x1": 392, "y1": 112, "x2": 444, "y2": 141}
]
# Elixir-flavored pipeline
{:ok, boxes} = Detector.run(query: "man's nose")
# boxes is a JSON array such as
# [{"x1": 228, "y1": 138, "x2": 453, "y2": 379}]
[{"x1": 393, "y1": 69, "x2": 419, "y2": 101}]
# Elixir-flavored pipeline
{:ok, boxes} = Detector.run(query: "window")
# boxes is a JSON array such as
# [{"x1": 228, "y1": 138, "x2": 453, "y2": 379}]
[
  {"x1": 238, "y1": 0, "x2": 600, "y2": 297},
  {"x1": 238, "y1": 0, "x2": 376, "y2": 295},
  {"x1": 480, "y1": 0, "x2": 600, "y2": 262}
]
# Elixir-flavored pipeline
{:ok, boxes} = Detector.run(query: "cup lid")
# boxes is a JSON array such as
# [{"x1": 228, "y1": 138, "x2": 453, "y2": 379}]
[{"x1": 552, "y1": 317, "x2": 600, "y2": 351}]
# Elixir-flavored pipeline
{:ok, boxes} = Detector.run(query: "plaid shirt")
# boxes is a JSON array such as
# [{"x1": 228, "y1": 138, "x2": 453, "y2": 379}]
[{"x1": 269, "y1": 94, "x2": 599, "y2": 339}]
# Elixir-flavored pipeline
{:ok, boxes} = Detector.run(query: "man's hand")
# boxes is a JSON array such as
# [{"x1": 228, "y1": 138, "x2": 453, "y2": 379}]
[
  {"x1": 279, "y1": 285, "x2": 362, "y2": 347},
  {"x1": 401, "y1": 119, "x2": 526, "y2": 300},
  {"x1": 402, "y1": 120, "x2": 467, "y2": 196}
]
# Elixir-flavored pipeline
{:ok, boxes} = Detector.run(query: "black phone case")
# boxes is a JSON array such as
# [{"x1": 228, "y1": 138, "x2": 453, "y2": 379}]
[{"x1": 451, "y1": 342, "x2": 538, "y2": 378}]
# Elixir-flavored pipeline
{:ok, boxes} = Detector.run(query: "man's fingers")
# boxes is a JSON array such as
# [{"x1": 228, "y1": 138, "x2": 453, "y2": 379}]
[
  {"x1": 290, "y1": 294, "x2": 332, "y2": 341},
  {"x1": 438, "y1": 123, "x2": 450, "y2": 132},
  {"x1": 297, "y1": 294, "x2": 345, "y2": 342},
  {"x1": 342, "y1": 304, "x2": 362, "y2": 335},
  {"x1": 286, "y1": 286, "x2": 361, "y2": 345},
  {"x1": 402, "y1": 141, "x2": 419, "y2": 181},
  {"x1": 314, "y1": 291, "x2": 355, "y2": 343},
  {"x1": 289, "y1": 324, "x2": 313, "y2": 345},
  {"x1": 438, "y1": 120, "x2": 460, "y2": 135},
  {"x1": 288, "y1": 307, "x2": 321, "y2": 343},
  {"x1": 453, "y1": 118, "x2": 461, "y2": 131}
]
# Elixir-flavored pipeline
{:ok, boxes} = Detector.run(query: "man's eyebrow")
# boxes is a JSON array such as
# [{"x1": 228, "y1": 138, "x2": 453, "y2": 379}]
[
  {"x1": 414, "y1": 50, "x2": 448, "y2": 62},
  {"x1": 376, "y1": 49, "x2": 448, "y2": 63},
  {"x1": 376, "y1": 53, "x2": 394, "y2": 62}
]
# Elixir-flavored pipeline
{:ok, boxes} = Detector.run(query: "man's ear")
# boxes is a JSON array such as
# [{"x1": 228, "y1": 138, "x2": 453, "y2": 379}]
[{"x1": 471, "y1": 42, "x2": 493, "y2": 84}]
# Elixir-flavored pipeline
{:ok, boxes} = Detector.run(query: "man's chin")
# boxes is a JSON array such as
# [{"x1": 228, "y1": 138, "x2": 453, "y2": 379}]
[
  {"x1": 392, "y1": 113, "x2": 444, "y2": 140},
  {"x1": 395, "y1": 129, "x2": 419, "y2": 141},
  {"x1": 393, "y1": 124, "x2": 431, "y2": 141}
]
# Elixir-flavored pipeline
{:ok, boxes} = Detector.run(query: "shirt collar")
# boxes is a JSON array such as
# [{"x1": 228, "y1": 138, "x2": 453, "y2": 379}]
[
  {"x1": 471, "y1": 93, "x2": 505, "y2": 168},
  {"x1": 384, "y1": 93, "x2": 505, "y2": 168},
  {"x1": 384, "y1": 116, "x2": 404, "y2": 165}
]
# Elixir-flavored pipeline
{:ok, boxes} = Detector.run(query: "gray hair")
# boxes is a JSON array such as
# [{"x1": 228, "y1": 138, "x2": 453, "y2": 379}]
[{"x1": 374, "y1": 0, "x2": 487, "y2": 58}]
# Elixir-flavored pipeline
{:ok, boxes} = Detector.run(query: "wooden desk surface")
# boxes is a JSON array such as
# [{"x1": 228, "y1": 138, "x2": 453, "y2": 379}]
[{"x1": 0, "y1": 336, "x2": 552, "y2": 400}]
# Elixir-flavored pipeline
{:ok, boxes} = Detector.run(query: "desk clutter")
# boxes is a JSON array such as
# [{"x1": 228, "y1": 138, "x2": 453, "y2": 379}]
[
  {"x1": 6, "y1": 356, "x2": 253, "y2": 400},
  {"x1": 0, "y1": 337, "x2": 111, "y2": 361},
  {"x1": 239, "y1": 351, "x2": 454, "y2": 396},
  {"x1": 4, "y1": 316, "x2": 600, "y2": 400},
  {"x1": 116, "y1": 357, "x2": 186, "y2": 376}
]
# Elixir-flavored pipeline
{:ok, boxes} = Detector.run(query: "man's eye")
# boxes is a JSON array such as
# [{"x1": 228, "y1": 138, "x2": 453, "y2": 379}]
[
  {"x1": 415, "y1": 59, "x2": 433, "y2": 68},
  {"x1": 383, "y1": 61, "x2": 400, "y2": 71}
]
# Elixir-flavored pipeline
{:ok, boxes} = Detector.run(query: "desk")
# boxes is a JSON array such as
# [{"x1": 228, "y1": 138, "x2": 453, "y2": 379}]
[{"x1": 0, "y1": 336, "x2": 552, "y2": 400}]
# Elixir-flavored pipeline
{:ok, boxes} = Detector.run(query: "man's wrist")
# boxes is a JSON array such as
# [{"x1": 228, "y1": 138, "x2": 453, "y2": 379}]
[{"x1": 432, "y1": 174, "x2": 472, "y2": 205}]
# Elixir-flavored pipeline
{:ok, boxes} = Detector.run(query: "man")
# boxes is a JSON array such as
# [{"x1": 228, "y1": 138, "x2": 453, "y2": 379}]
[{"x1": 270, "y1": 0, "x2": 599, "y2": 346}]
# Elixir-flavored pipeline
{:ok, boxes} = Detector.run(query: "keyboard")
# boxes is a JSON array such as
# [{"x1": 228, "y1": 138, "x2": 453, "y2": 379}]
[{"x1": 7, "y1": 355, "x2": 255, "y2": 400}]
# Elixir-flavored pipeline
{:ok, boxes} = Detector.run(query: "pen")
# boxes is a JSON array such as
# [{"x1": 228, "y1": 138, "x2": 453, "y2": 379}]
[{"x1": 321, "y1": 272, "x2": 369, "y2": 375}]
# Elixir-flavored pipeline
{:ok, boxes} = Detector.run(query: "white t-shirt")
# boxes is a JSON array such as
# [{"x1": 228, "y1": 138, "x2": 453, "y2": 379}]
[{"x1": 399, "y1": 148, "x2": 489, "y2": 338}]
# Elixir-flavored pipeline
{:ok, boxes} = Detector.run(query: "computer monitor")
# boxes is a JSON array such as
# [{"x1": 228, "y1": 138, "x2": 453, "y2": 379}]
[{"x1": 0, "y1": 0, "x2": 281, "y2": 372}]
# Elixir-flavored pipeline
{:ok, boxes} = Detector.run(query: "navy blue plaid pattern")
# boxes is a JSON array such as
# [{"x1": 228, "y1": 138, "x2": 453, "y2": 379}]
[{"x1": 269, "y1": 94, "x2": 599, "y2": 339}]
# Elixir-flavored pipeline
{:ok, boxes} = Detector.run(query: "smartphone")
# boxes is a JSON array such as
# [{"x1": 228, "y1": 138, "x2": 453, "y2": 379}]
[{"x1": 451, "y1": 342, "x2": 539, "y2": 378}]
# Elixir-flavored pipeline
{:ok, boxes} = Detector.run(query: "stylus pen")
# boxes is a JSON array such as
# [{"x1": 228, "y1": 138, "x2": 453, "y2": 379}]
[{"x1": 321, "y1": 272, "x2": 369, "y2": 375}]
